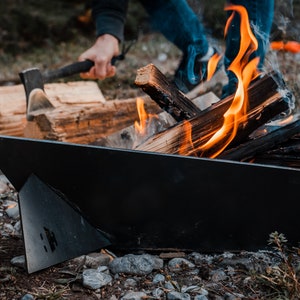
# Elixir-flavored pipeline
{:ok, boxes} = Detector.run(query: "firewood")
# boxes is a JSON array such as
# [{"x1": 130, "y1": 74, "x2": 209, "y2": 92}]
[
  {"x1": 93, "y1": 92, "x2": 220, "y2": 149},
  {"x1": 0, "y1": 81, "x2": 106, "y2": 137},
  {"x1": 135, "y1": 63, "x2": 201, "y2": 121},
  {"x1": 135, "y1": 73, "x2": 292, "y2": 157},
  {"x1": 219, "y1": 118, "x2": 300, "y2": 163},
  {"x1": 24, "y1": 96, "x2": 161, "y2": 144}
]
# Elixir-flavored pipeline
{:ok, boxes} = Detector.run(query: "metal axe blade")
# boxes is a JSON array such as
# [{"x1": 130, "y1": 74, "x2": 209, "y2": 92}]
[{"x1": 19, "y1": 68, "x2": 54, "y2": 121}]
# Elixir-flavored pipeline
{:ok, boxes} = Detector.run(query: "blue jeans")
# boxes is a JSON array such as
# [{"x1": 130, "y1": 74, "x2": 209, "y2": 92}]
[
  {"x1": 139, "y1": 0, "x2": 209, "y2": 56},
  {"x1": 139, "y1": 0, "x2": 274, "y2": 96},
  {"x1": 223, "y1": 0, "x2": 274, "y2": 96}
]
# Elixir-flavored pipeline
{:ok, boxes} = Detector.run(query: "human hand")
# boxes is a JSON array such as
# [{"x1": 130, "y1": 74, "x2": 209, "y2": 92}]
[{"x1": 78, "y1": 34, "x2": 119, "y2": 80}]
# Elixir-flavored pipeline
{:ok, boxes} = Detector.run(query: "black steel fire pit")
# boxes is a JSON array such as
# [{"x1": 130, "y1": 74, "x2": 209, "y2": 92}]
[{"x1": 0, "y1": 135, "x2": 300, "y2": 273}]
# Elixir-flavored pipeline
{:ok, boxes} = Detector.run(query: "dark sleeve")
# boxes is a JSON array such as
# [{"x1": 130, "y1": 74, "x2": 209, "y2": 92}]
[{"x1": 91, "y1": 0, "x2": 129, "y2": 42}]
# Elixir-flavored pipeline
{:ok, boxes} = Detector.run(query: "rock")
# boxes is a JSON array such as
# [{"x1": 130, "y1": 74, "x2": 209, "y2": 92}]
[
  {"x1": 121, "y1": 291, "x2": 147, "y2": 300},
  {"x1": 109, "y1": 254, "x2": 163, "y2": 275},
  {"x1": 168, "y1": 257, "x2": 195, "y2": 272},
  {"x1": 167, "y1": 291, "x2": 191, "y2": 299},
  {"x1": 11, "y1": 255, "x2": 26, "y2": 269},
  {"x1": 82, "y1": 268, "x2": 112, "y2": 290}
]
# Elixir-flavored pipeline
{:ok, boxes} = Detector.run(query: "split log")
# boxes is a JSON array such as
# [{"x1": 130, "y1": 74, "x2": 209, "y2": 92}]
[
  {"x1": 135, "y1": 63, "x2": 201, "y2": 121},
  {"x1": 24, "y1": 96, "x2": 161, "y2": 144},
  {"x1": 135, "y1": 73, "x2": 292, "y2": 157},
  {"x1": 0, "y1": 81, "x2": 106, "y2": 137}
]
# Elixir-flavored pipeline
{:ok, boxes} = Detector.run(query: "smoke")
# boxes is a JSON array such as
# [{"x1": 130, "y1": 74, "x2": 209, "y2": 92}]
[{"x1": 272, "y1": 0, "x2": 299, "y2": 41}]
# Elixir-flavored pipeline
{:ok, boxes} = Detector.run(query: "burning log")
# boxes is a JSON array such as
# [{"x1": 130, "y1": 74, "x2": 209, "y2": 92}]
[
  {"x1": 135, "y1": 63, "x2": 201, "y2": 121},
  {"x1": 94, "y1": 92, "x2": 220, "y2": 149},
  {"x1": 220, "y1": 118, "x2": 300, "y2": 160},
  {"x1": 135, "y1": 72, "x2": 292, "y2": 157}
]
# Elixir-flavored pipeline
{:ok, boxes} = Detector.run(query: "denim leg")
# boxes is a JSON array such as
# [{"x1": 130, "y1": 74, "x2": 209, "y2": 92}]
[
  {"x1": 222, "y1": 0, "x2": 274, "y2": 97},
  {"x1": 138, "y1": 0, "x2": 209, "y2": 56}
]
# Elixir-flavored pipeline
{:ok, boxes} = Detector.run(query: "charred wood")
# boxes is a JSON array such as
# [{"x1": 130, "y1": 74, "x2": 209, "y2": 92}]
[
  {"x1": 135, "y1": 73, "x2": 291, "y2": 157},
  {"x1": 93, "y1": 92, "x2": 220, "y2": 149},
  {"x1": 135, "y1": 63, "x2": 201, "y2": 121},
  {"x1": 219, "y1": 118, "x2": 300, "y2": 164}
]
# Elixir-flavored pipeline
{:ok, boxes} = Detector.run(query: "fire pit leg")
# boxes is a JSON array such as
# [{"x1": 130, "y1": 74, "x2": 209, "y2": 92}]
[{"x1": 18, "y1": 173, "x2": 111, "y2": 274}]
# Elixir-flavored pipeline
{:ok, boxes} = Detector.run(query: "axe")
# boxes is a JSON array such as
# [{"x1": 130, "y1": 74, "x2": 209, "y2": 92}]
[{"x1": 19, "y1": 40, "x2": 135, "y2": 121}]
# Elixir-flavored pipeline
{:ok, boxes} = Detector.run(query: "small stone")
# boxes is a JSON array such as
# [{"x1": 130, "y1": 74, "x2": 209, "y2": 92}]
[
  {"x1": 153, "y1": 273, "x2": 165, "y2": 284},
  {"x1": 0, "y1": 180, "x2": 10, "y2": 194},
  {"x1": 85, "y1": 252, "x2": 111, "y2": 268},
  {"x1": 11, "y1": 255, "x2": 26, "y2": 269},
  {"x1": 109, "y1": 254, "x2": 163, "y2": 275},
  {"x1": 121, "y1": 291, "x2": 147, "y2": 300},
  {"x1": 124, "y1": 278, "x2": 137, "y2": 287},
  {"x1": 167, "y1": 291, "x2": 191, "y2": 299},
  {"x1": 168, "y1": 258, "x2": 195, "y2": 272},
  {"x1": 82, "y1": 268, "x2": 112, "y2": 290},
  {"x1": 21, "y1": 294, "x2": 34, "y2": 300}
]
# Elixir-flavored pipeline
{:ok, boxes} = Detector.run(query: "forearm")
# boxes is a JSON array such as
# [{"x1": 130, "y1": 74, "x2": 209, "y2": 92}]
[{"x1": 91, "y1": 0, "x2": 129, "y2": 42}]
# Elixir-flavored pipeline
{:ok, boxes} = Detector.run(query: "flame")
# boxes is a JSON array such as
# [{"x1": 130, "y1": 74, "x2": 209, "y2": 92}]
[
  {"x1": 187, "y1": 5, "x2": 261, "y2": 158},
  {"x1": 134, "y1": 97, "x2": 157, "y2": 136},
  {"x1": 178, "y1": 120, "x2": 194, "y2": 155},
  {"x1": 207, "y1": 53, "x2": 222, "y2": 81}
]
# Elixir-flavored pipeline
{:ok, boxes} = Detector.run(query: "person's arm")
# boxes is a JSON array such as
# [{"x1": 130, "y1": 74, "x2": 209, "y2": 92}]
[{"x1": 78, "y1": 0, "x2": 129, "y2": 80}]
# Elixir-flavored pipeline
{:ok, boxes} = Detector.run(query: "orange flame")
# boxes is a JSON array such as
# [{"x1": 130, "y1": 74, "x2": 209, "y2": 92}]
[
  {"x1": 207, "y1": 53, "x2": 222, "y2": 81},
  {"x1": 134, "y1": 97, "x2": 148, "y2": 135},
  {"x1": 134, "y1": 97, "x2": 158, "y2": 136},
  {"x1": 197, "y1": 4, "x2": 261, "y2": 158},
  {"x1": 178, "y1": 120, "x2": 194, "y2": 155}
]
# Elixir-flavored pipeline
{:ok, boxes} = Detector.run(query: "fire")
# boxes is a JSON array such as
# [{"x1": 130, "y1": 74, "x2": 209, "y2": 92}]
[
  {"x1": 207, "y1": 53, "x2": 222, "y2": 81},
  {"x1": 183, "y1": 5, "x2": 261, "y2": 158},
  {"x1": 178, "y1": 120, "x2": 195, "y2": 155},
  {"x1": 134, "y1": 97, "x2": 157, "y2": 136}
]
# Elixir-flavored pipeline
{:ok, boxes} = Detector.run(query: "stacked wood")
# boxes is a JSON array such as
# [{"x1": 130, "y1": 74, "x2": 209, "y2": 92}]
[
  {"x1": 134, "y1": 64, "x2": 291, "y2": 158},
  {"x1": 1, "y1": 63, "x2": 298, "y2": 169},
  {"x1": 24, "y1": 96, "x2": 161, "y2": 144},
  {"x1": 93, "y1": 92, "x2": 220, "y2": 149},
  {"x1": 0, "y1": 81, "x2": 106, "y2": 137}
]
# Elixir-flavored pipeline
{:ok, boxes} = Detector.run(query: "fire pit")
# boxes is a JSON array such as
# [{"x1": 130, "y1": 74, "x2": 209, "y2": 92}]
[
  {"x1": 0, "y1": 4, "x2": 300, "y2": 275},
  {"x1": 0, "y1": 133, "x2": 300, "y2": 273}
]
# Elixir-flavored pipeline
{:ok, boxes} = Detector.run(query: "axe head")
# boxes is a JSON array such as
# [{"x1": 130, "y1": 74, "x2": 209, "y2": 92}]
[
  {"x1": 19, "y1": 68, "x2": 45, "y2": 105},
  {"x1": 19, "y1": 68, "x2": 54, "y2": 121}
]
